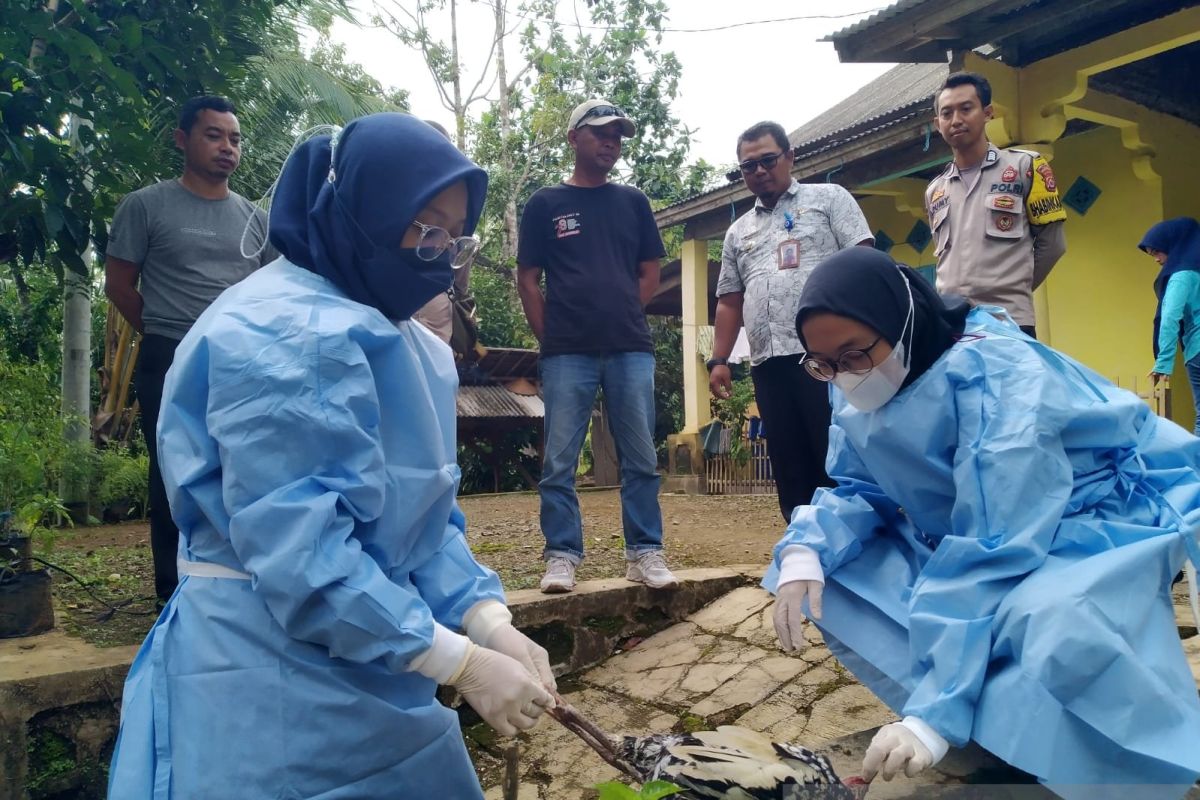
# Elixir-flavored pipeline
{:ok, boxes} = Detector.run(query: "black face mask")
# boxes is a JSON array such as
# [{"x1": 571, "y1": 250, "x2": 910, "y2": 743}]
[
  {"x1": 370, "y1": 247, "x2": 453, "y2": 322},
  {"x1": 326, "y1": 188, "x2": 454, "y2": 322}
]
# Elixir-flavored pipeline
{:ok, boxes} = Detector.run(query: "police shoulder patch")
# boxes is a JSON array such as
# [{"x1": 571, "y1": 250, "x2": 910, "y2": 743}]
[{"x1": 1026, "y1": 155, "x2": 1067, "y2": 224}]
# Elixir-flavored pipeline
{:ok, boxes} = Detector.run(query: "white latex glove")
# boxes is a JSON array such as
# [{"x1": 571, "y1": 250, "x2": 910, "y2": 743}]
[
  {"x1": 485, "y1": 623, "x2": 557, "y2": 692},
  {"x1": 861, "y1": 718, "x2": 948, "y2": 782},
  {"x1": 463, "y1": 600, "x2": 556, "y2": 692},
  {"x1": 772, "y1": 579, "x2": 823, "y2": 652},
  {"x1": 448, "y1": 643, "x2": 555, "y2": 736}
]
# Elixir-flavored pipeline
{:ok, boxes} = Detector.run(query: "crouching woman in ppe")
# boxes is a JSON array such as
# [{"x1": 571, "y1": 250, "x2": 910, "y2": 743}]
[
  {"x1": 765, "y1": 247, "x2": 1200, "y2": 799},
  {"x1": 107, "y1": 113, "x2": 555, "y2": 799}
]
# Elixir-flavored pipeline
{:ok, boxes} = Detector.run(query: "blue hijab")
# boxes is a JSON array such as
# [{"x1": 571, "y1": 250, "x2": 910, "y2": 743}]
[
  {"x1": 268, "y1": 113, "x2": 487, "y2": 321},
  {"x1": 1139, "y1": 217, "x2": 1200, "y2": 357}
]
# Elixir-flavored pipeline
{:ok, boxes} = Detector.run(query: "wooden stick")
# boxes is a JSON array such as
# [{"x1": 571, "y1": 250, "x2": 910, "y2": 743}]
[
  {"x1": 502, "y1": 742, "x2": 519, "y2": 800},
  {"x1": 546, "y1": 692, "x2": 643, "y2": 783},
  {"x1": 545, "y1": 691, "x2": 869, "y2": 798}
]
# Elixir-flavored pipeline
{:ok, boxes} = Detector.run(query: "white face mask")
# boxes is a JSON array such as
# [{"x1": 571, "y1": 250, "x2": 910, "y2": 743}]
[{"x1": 831, "y1": 271, "x2": 915, "y2": 412}]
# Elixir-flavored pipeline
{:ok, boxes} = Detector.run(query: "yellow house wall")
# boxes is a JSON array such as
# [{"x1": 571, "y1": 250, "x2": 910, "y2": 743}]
[
  {"x1": 1042, "y1": 124, "x2": 1198, "y2": 431},
  {"x1": 1158, "y1": 115, "x2": 1200, "y2": 223},
  {"x1": 1037, "y1": 126, "x2": 1162, "y2": 391},
  {"x1": 855, "y1": 121, "x2": 1200, "y2": 431},
  {"x1": 856, "y1": 195, "x2": 935, "y2": 273},
  {"x1": 1147, "y1": 118, "x2": 1200, "y2": 428}
]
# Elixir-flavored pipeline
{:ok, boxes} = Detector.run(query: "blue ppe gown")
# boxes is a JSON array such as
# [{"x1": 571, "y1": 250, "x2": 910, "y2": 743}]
[
  {"x1": 764, "y1": 308, "x2": 1200, "y2": 799},
  {"x1": 108, "y1": 260, "x2": 504, "y2": 799}
]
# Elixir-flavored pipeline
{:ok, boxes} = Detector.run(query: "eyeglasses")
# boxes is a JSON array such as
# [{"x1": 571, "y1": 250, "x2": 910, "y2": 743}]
[
  {"x1": 738, "y1": 151, "x2": 786, "y2": 174},
  {"x1": 801, "y1": 336, "x2": 884, "y2": 382},
  {"x1": 574, "y1": 105, "x2": 627, "y2": 129},
  {"x1": 411, "y1": 221, "x2": 480, "y2": 269}
]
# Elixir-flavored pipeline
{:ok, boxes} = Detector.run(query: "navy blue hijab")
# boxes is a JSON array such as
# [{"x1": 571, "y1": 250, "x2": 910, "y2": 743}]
[
  {"x1": 268, "y1": 113, "x2": 488, "y2": 321},
  {"x1": 1139, "y1": 217, "x2": 1200, "y2": 358}
]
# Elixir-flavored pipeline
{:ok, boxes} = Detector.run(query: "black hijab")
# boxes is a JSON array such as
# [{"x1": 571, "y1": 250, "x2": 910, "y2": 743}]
[{"x1": 796, "y1": 248, "x2": 970, "y2": 389}]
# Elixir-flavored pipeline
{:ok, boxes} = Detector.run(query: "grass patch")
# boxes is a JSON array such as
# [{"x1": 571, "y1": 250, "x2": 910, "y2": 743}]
[
  {"x1": 675, "y1": 712, "x2": 708, "y2": 734},
  {"x1": 26, "y1": 729, "x2": 76, "y2": 793},
  {"x1": 471, "y1": 540, "x2": 515, "y2": 555},
  {"x1": 33, "y1": 542, "x2": 156, "y2": 647},
  {"x1": 583, "y1": 615, "x2": 626, "y2": 635}
]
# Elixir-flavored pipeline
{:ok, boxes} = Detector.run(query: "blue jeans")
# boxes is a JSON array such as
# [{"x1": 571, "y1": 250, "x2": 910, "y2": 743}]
[
  {"x1": 1186, "y1": 354, "x2": 1200, "y2": 436},
  {"x1": 539, "y1": 352, "x2": 662, "y2": 563}
]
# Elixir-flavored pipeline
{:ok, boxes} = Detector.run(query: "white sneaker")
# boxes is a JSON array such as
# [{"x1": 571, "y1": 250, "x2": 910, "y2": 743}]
[
  {"x1": 626, "y1": 551, "x2": 678, "y2": 589},
  {"x1": 540, "y1": 556, "x2": 577, "y2": 593}
]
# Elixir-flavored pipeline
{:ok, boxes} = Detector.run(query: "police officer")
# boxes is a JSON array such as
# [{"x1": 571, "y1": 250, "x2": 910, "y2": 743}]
[{"x1": 926, "y1": 71, "x2": 1066, "y2": 338}]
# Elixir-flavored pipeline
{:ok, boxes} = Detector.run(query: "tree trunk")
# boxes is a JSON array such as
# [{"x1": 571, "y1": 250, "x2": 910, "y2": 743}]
[
  {"x1": 60, "y1": 108, "x2": 93, "y2": 519},
  {"x1": 60, "y1": 261, "x2": 92, "y2": 518},
  {"x1": 8, "y1": 262, "x2": 30, "y2": 308},
  {"x1": 494, "y1": 0, "x2": 519, "y2": 262},
  {"x1": 449, "y1": 0, "x2": 465, "y2": 150},
  {"x1": 591, "y1": 403, "x2": 620, "y2": 488}
]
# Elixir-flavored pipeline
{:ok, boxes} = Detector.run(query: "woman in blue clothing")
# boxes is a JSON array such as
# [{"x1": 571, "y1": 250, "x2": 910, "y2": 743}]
[
  {"x1": 107, "y1": 114, "x2": 556, "y2": 799},
  {"x1": 1142, "y1": 217, "x2": 1200, "y2": 435},
  {"x1": 765, "y1": 247, "x2": 1200, "y2": 799}
]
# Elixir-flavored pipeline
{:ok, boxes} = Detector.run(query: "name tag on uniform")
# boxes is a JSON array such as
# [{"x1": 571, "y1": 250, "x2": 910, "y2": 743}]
[{"x1": 777, "y1": 239, "x2": 800, "y2": 270}]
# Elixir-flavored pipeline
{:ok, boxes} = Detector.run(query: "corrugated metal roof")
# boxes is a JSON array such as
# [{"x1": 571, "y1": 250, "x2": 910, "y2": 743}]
[
  {"x1": 474, "y1": 347, "x2": 539, "y2": 381},
  {"x1": 822, "y1": 0, "x2": 1195, "y2": 66},
  {"x1": 456, "y1": 385, "x2": 544, "y2": 419},
  {"x1": 655, "y1": 63, "x2": 946, "y2": 218},
  {"x1": 788, "y1": 63, "x2": 947, "y2": 148},
  {"x1": 794, "y1": 106, "x2": 927, "y2": 161},
  {"x1": 823, "y1": 0, "x2": 936, "y2": 41}
]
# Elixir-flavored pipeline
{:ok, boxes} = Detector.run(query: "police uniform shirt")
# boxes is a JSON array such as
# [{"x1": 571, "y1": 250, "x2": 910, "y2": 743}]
[{"x1": 926, "y1": 144, "x2": 1067, "y2": 327}]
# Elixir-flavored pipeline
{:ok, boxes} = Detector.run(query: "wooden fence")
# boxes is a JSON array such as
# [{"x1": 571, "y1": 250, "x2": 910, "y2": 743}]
[
  {"x1": 704, "y1": 440, "x2": 776, "y2": 496},
  {"x1": 700, "y1": 378, "x2": 1171, "y2": 498}
]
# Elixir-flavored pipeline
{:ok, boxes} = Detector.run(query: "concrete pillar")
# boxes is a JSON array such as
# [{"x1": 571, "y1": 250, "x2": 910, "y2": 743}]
[{"x1": 679, "y1": 237, "x2": 711, "y2": 435}]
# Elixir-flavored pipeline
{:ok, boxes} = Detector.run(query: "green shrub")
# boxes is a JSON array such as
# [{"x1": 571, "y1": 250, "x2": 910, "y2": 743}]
[
  {"x1": 93, "y1": 445, "x2": 150, "y2": 519},
  {"x1": 0, "y1": 361, "x2": 71, "y2": 511},
  {"x1": 710, "y1": 375, "x2": 756, "y2": 464},
  {"x1": 0, "y1": 360, "x2": 149, "y2": 522}
]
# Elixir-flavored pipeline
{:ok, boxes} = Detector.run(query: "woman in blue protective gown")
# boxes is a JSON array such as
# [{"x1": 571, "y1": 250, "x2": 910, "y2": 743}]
[
  {"x1": 108, "y1": 114, "x2": 557, "y2": 799},
  {"x1": 764, "y1": 247, "x2": 1200, "y2": 799}
]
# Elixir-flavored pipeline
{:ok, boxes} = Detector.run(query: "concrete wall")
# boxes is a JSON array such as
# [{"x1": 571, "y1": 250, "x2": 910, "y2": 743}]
[
  {"x1": 0, "y1": 634, "x2": 134, "y2": 800},
  {"x1": 0, "y1": 570, "x2": 759, "y2": 799}
]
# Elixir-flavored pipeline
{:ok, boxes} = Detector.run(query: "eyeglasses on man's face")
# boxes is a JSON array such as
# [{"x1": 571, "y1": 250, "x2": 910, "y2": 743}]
[
  {"x1": 411, "y1": 221, "x2": 480, "y2": 269},
  {"x1": 574, "y1": 105, "x2": 627, "y2": 129},
  {"x1": 738, "y1": 151, "x2": 786, "y2": 174},
  {"x1": 801, "y1": 335, "x2": 885, "y2": 382}
]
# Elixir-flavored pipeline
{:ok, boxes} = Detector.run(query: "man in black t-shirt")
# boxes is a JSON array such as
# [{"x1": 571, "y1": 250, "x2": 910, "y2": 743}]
[{"x1": 517, "y1": 98, "x2": 678, "y2": 594}]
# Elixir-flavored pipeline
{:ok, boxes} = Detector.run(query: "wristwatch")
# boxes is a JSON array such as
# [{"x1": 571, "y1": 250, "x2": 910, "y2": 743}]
[{"x1": 705, "y1": 357, "x2": 729, "y2": 372}]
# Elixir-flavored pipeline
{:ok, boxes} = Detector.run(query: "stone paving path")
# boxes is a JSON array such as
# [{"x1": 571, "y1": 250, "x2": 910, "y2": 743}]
[
  {"x1": 480, "y1": 584, "x2": 1200, "y2": 799},
  {"x1": 479, "y1": 585, "x2": 898, "y2": 798},
  {"x1": 2, "y1": 574, "x2": 1195, "y2": 799}
]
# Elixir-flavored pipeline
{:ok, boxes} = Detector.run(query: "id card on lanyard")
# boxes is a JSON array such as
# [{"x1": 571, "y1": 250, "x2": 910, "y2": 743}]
[{"x1": 777, "y1": 210, "x2": 800, "y2": 270}]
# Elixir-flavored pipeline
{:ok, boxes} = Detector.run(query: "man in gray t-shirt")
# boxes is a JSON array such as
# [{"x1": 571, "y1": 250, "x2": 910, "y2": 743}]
[{"x1": 104, "y1": 95, "x2": 275, "y2": 602}]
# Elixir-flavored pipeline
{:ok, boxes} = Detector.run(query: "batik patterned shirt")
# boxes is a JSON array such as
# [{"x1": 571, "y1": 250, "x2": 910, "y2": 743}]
[{"x1": 718, "y1": 179, "x2": 872, "y2": 364}]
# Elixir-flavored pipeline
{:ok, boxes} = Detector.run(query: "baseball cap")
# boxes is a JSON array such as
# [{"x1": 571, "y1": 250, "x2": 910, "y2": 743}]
[{"x1": 567, "y1": 99, "x2": 636, "y2": 137}]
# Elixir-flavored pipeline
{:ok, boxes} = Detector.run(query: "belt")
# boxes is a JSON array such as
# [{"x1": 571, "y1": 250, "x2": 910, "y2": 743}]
[{"x1": 177, "y1": 558, "x2": 251, "y2": 580}]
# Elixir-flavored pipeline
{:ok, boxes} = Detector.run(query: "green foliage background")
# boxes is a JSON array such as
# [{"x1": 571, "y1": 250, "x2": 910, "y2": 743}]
[{"x1": 1, "y1": 0, "x2": 721, "y2": 501}]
